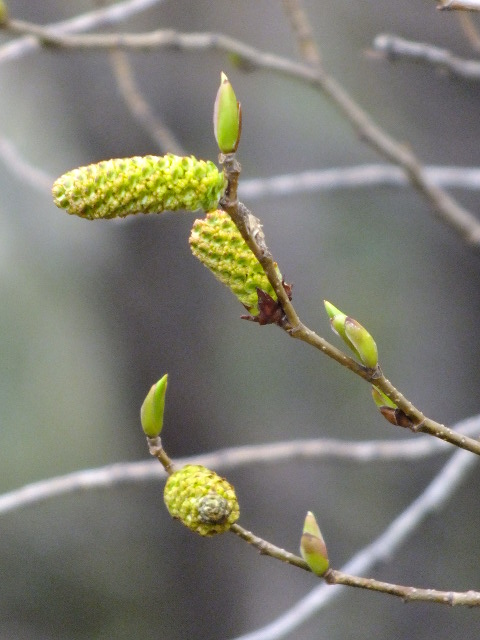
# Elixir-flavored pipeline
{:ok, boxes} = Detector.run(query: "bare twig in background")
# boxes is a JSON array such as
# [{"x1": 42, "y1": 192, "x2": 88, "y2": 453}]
[
  {"x1": 0, "y1": 0, "x2": 166, "y2": 63},
  {"x1": 231, "y1": 446, "x2": 478, "y2": 640},
  {"x1": 281, "y1": 0, "x2": 321, "y2": 65},
  {"x1": 1, "y1": 413, "x2": 479, "y2": 517},
  {"x1": 373, "y1": 33, "x2": 480, "y2": 79},
  {"x1": 4, "y1": 24, "x2": 480, "y2": 246},
  {"x1": 109, "y1": 49, "x2": 186, "y2": 155},
  {"x1": 437, "y1": 0, "x2": 480, "y2": 10},
  {"x1": 0, "y1": 136, "x2": 52, "y2": 191},
  {"x1": 457, "y1": 12, "x2": 480, "y2": 50},
  {"x1": 240, "y1": 165, "x2": 480, "y2": 199},
  {"x1": 3, "y1": 134, "x2": 480, "y2": 199}
]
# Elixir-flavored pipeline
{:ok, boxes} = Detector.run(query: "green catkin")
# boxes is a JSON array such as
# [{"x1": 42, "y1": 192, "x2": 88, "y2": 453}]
[
  {"x1": 52, "y1": 154, "x2": 225, "y2": 220},
  {"x1": 189, "y1": 210, "x2": 280, "y2": 315},
  {"x1": 164, "y1": 464, "x2": 240, "y2": 536}
]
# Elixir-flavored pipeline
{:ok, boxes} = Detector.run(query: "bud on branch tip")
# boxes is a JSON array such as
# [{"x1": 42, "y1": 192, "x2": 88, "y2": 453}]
[
  {"x1": 140, "y1": 374, "x2": 168, "y2": 438},
  {"x1": 213, "y1": 72, "x2": 241, "y2": 154}
]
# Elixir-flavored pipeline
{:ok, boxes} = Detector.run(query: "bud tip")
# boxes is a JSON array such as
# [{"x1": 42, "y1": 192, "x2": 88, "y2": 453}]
[{"x1": 140, "y1": 373, "x2": 168, "y2": 438}]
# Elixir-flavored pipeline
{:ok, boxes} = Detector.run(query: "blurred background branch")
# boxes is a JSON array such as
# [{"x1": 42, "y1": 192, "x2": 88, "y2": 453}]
[
  {"x1": 3, "y1": 133, "x2": 480, "y2": 197},
  {"x1": 3, "y1": 19, "x2": 480, "y2": 245},
  {"x1": 2, "y1": 411, "x2": 480, "y2": 517},
  {"x1": 372, "y1": 33, "x2": 480, "y2": 80}
]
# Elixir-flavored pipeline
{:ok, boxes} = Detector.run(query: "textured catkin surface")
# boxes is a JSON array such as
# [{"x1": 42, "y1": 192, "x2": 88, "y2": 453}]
[
  {"x1": 52, "y1": 154, "x2": 225, "y2": 219},
  {"x1": 189, "y1": 209, "x2": 280, "y2": 314},
  {"x1": 164, "y1": 464, "x2": 240, "y2": 536}
]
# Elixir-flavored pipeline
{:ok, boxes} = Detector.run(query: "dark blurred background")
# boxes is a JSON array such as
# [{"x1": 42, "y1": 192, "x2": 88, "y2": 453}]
[{"x1": 1, "y1": 1, "x2": 480, "y2": 638}]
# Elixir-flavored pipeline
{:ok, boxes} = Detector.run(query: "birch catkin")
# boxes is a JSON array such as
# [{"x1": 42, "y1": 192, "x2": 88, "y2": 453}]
[{"x1": 52, "y1": 154, "x2": 225, "y2": 220}]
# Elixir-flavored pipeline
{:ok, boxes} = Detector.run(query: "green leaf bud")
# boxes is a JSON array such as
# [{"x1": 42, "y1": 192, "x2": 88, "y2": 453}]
[
  {"x1": 189, "y1": 210, "x2": 280, "y2": 315},
  {"x1": 371, "y1": 385, "x2": 397, "y2": 410},
  {"x1": 324, "y1": 300, "x2": 378, "y2": 368},
  {"x1": 324, "y1": 300, "x2": 361, "y2": 360},
  {"x1": 300, "y1": 511, "x2": 329, "y2": 576},
  {"x1": 213, "y1": 72, "x2": 241, "y2": 153},
  {"x1": 164, "y1": 464, "x2": 240, "y2": 536},
  {"x1": 323, "y1": 300, "x2": 343, "y2": 321},
  {"x1": 344, "y1": 317, "x2": 378, "y2": 369},
  {"x1": 52, "y1": 154, "x2": 225, "y2": 220},
  {"x1": 140, "y1": 374, "x2": 168, "y2": 438}
]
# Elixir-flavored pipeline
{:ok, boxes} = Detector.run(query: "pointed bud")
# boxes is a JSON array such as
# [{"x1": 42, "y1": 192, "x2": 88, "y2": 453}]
[
  {"x1": 300, "y1": 511, "x2": 329, "y2": 576},
  {"x1": 140, "y1": 374, "x2": 168, "y2": 438},
  {"x1": 371, "y1": 385, "x2": 397, "y2": 409},
  {"x1": 52, "y1": 154, "x2": 225, "y2": 220},
  {"x1": 323, "y1": 300, "x2": 343, "y2": 322},
  {"x1": 190, "y1": 210, "x2": 280, "y2": 315},
  {"x1": 324, "y1": 300, "x2": 362, "y2": 359},
  {"x1": 344, "y1": 317, "x2": 378, "y2": 369},
  {"x1": 213, "y1": 72, "x2": 241, "y2": 153}
]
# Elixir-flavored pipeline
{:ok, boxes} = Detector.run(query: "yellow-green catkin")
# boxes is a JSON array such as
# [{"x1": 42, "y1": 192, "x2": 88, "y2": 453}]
[
  {"x1": 189, "y1": 210, "x2": 280, "y2": 315},
  {"x1": 0, "y1": 1, "x2": 8, "y2": 24},
  {"x1": 52, "y1": 154, "x2": 225, "y2": 220},
  {"x1": 164, "y1": 464, "x2": 240, "y2": 536}
]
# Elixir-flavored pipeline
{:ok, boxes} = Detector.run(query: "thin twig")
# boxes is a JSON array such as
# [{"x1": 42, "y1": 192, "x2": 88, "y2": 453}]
[
  {"x1": 231, "y1": 447, "x2": 478, "y2": 640},
  {"x1": 0, "y1": 136, "x2": 53, "y2": 191},
  {"x1": 147, "y1": 436, "x2": 176, "y2": 474},
  {"x1": 258, "y1": 1, "x2": 480, "y2": 454},
  {"x1": 240, "y1": 165, "x2": 480, "y2": 199},
  {"x1": 325, "y1": 569, "x2": 480, "y2": 605},
  {"x1": 2, "y1": 413, "x2": 480, "y2": 517},
  {"x1": 457, "y1": 12, "x2": 480, "y2": 51},
  {"x1": 4, "y1": 133, "x2": 480, "y2": 198},
  {"x1": 221, "y1": 155, "x2": 480, "y2": 456},
  {"x1": 109, "y1": 49, "x2": 186, "y2": 155},
  {"x1": 231, "y1": 523, "x2": 309, "y2": 570},
  {"x1": 3, "y1": 23, "x2": 480, "y2": 246},
  {"x1": 437, "y1": 0, "x2": 480, "y2": 10},
  {"x1": 281, "y1": 0, "x2": 321, "y2": 65},
  {"x1": 373, "y1": 33, "x2": 480, "y2": 80},
  {"x1": 232, "y1": 517, "x2": 480, "y2": 606},
  {"x1": 0, "y1": 0, "x2": 166, "y2": 63}
]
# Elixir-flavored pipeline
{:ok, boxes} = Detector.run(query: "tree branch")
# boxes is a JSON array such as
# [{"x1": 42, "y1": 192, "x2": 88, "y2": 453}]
[
  {"x1": 231, "y1": 446, "x2": 479, "y2": 640},
  {"x1": 108, "y1": 49, "x2": 186, "y2": 155},
  {"x1": 3, "y1": 22, "x2": 480, "y2": 247},
  {"x1": 4, "y1": 133, "x2": 480, "y2": 199},
  {"x1": 221, "y1": 157, "x2": 480, "y2": 456},
  {"x1": 240, "y1": 165, "x2": 480, "y2": 198},
  {"x1": 457, "y1": 12, "x2": 480, "y2": 51},
  {"x1": 2, "y1": 413, "x2": 480, "y2": 517},
  {"x1": 437, "y1": 0, "x2": 480, "y2": 10},
  {"x1": 0, "y1": 136, "x2": 52, "y2": 191},
  {"x1": 0, "y1": 0, "x2": 167, "y2": 63},
  {"x1": 373, "y1": 33, "x2": 480, "y2": 80},
  {"x1": 281, "y1": 0, "x2": 321, "y2": 65}
]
